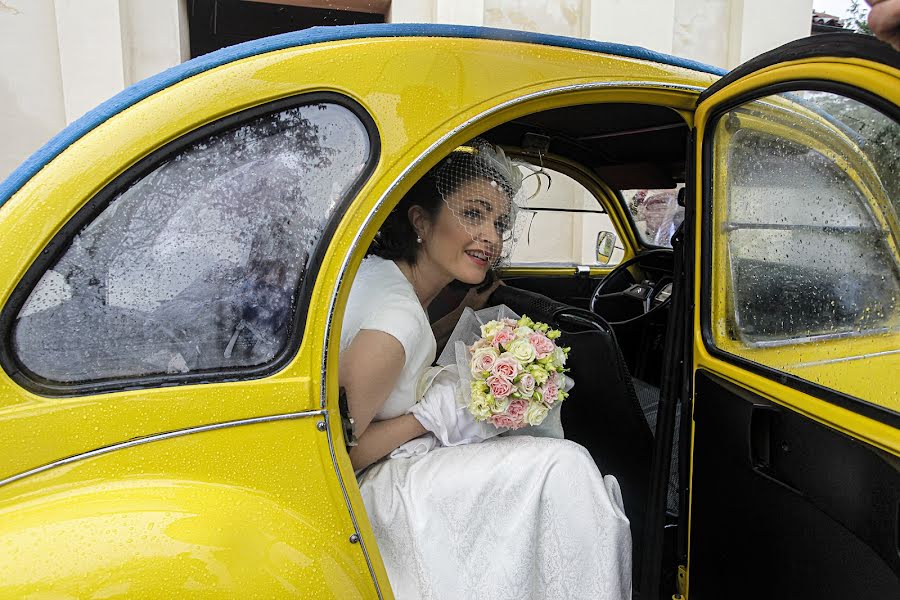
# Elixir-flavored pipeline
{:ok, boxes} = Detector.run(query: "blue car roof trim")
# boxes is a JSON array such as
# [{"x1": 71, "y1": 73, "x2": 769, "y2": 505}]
[{"x1": 0, "y1": 23, "x2": 725, "y2": 209}]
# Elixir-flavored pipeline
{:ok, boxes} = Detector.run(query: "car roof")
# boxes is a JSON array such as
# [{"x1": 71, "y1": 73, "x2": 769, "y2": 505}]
[{"x1": 0, "y1": 23, "x2": 725, "y2": 209}]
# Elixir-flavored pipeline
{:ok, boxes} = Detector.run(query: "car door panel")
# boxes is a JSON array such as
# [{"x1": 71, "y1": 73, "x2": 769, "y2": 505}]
[
  {"x1": 0, "y1": 46, "x2": 386, "y2": 596},
  {"x1": 688, "y1": 33, "x2": 900, "y2": 598},
  {"x1": 689, "y1": 371, "x2": 900, "y2": 599}
]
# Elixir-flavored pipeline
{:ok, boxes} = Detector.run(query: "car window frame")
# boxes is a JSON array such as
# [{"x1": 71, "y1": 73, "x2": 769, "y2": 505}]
[
  {"x1": 699, "y1": 79, "x2": 900, "y2": 428},
  {"x1": 0, "y1": 92, "x2": 380, "y2": 397}
]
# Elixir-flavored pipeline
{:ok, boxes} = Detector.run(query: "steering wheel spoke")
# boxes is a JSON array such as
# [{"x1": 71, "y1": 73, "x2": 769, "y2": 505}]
[{"x1": 589, "y1": 249, "x2": 675, "y2": 325}]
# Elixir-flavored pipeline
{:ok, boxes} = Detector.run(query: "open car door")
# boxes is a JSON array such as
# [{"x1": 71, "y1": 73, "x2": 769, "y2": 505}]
[{"x1": 686, "y1": 34, "x2": 900, "y2": 598}]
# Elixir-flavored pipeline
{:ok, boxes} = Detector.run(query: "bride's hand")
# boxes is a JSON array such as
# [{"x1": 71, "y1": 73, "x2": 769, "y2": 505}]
[
  {"x1": 408, "y1": 370, "x2": 502, "y2": 447},
  {"x1": 460, "y1": 278, "x2": 503, "y2": 312}
]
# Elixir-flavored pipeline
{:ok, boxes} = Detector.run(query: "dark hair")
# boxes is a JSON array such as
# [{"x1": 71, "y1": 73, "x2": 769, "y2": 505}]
[
  {"x1": 368, "y1": 173, "x2": 443, "y2": 264},
  {"x1": 368, "y1": 149, "x2": 516, "y2": 264}
]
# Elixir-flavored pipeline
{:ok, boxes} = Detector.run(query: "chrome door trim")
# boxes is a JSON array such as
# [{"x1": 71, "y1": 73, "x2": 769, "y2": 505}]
[
  {"x1": 0, "y1": 409, "x2": 325, "y2": 488},
  {"x1": 322, "y1": 410, "x2": 384, "y2": 599}
]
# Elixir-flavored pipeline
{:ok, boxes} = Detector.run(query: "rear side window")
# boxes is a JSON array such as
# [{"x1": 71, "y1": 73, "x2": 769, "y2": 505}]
[
  {"x1": 708, "y1": 89, "x2": 899, "y2": 412},
  {"x1": 509, "y1": 166, "x2": 624, "y2": 267},
  {"x1": 9, "y1": 99, "x2": 373, "y2": 388}
]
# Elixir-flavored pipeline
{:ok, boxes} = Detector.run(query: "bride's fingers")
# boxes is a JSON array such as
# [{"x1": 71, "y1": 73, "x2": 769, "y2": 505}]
[
  {"x1": 465, "y1": 279, "x2": 502, "y2": 309},
  {"x1": 868, "y1": 0, "x2": 900, "y2": 50},
  {"x1": 479, "y1": 279, "x2": 503, "y2": 299}
]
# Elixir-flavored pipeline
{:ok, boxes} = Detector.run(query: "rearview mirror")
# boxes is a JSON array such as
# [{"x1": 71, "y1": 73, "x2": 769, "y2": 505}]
[{"x1": 596, "y1": 231, "x2": 616, "y2": 265}]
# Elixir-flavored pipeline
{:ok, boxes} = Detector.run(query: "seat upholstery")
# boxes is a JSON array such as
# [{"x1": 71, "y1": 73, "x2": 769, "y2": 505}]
[{"x1": 491, "y1": 285, "x2": 655, "y2": 580}]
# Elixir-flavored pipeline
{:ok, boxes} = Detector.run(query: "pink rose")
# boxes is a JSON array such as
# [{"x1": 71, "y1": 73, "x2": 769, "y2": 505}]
[
  {"x1": 492, "y1": 328, "x2": 516, "y2": 350},
  {"x1": 491, "y1": 414, "x2": 518, "y2": 429},
  {"x1": 471, "y1": 347, "x2": 499, "y2": 375},
  {"x1": 547, "y1": 371, "x2": 560, "y2": 386},
  {"x1": 542, "y1": 383, "x2": 559, "y2": 405},
  {"x1": 529, "y1": 332, "x2": 555, "y2": 359},
  {"x1": 516, "y1": 373, "x2": 536, "y2": 397},
  {"x1": 502, "y1": 318, "x2": 518, "y2": 327},
  {"x1": 507, "y1": 399, "x2": 528, "y2": 418},
  {"x1": 486, "y1": 375, "x2": 514, "y2": 398},
  {"x1": 469, "y1": 338, "x2": 490, "y2": 352},
  {"x1": 492, "y1": 408, "x2": 526, "y2": 430},
  {"x1": 491, "y1": 357, "x2": 520, "y2": 381}
]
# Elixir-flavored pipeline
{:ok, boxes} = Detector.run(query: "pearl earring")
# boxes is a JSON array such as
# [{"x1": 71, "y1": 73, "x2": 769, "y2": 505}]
[{"x1": 416, "y1": 235, "x2": 423, "y2": 243}]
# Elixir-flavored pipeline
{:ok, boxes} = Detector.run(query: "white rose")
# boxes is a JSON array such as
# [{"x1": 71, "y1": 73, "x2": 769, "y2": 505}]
[
  {"x1": 507, "y1": 338, "x2": 536, "y2": 363},
  {"x1": 490, "y1": 395, "x2": 511, "y2": 414},
  {"x1": 514, "y1": 326, "x2": 534, "y2": 337},
  {"x1": 552, "y1": 346, "x2": 567, "y2": 368},
  {"x1": 480, "y1": 320, "x2": 504, "y2": 338},
  {"x1": 524, "y1": 402, "x2": 549, "y2": 426},
  {"x1": 516, "y1": 373, "x2": 536, "y2": 398}
]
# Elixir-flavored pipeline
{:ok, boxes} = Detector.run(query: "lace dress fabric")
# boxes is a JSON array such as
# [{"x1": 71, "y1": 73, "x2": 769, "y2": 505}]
[{"x1": 343, "y1": 257, "x2": 632, "y2": 599}]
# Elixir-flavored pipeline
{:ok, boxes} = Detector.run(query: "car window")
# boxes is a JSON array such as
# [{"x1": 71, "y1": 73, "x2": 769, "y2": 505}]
[
  {"x1": 11, "y1": 100, "x2": 372, "y2": 386},
  {"x1": 623, "y1": 185, "x2": 685, "y2": 248},
  {"x1": 509, "y1": 166, "x2": 624, "y2": 267},
  {"x1": 709, "y1": 89, "x2": 899, "y2": 412}
]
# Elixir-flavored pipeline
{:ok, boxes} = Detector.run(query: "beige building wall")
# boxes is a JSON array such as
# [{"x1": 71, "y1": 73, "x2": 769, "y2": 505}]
[
  {"x1": 0, "y1": 0, "x2": 189, "y2": 182},
  {"x1": 392, "y1": 0, "x2": 815, "y2": 68},
  {"x1": 1, "y1": 0, "x2": 814, "y2": 184},
  {"x1": 0, "y1": 0, "x2": 67, "y2": 181}
]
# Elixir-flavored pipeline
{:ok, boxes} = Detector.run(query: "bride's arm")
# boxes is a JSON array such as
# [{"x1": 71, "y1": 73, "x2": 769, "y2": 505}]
[
  {"x1": 340, "y1": 329, "x2": 427, "y2": 471},
  {"x1": 347, "y1": 414, "x2": 426, "y2": 471}
]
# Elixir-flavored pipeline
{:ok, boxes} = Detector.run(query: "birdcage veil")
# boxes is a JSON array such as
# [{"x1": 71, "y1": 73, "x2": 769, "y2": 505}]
[{"x1": 432, "y1": 138, "x2": 532, "y2": 267}]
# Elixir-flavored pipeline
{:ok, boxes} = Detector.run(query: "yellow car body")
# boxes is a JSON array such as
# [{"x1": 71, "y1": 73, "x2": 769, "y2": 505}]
[{"x1": 0, "y1": 25, "x2": 896, "y2": 598}]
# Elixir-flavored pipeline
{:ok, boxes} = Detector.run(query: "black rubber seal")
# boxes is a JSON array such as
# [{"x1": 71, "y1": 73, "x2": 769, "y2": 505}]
[{"x1": 699, "y1": 33, "x2": 900, "y2": 104}]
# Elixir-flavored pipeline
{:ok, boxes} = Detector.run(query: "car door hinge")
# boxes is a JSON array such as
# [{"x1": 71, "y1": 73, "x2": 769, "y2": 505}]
[
  {"x1": 338, "y1": 386, "x2": 358, "y2": 447},
  {"x1": 671, "y1": 564, "x2": 687, "y2": 599}
]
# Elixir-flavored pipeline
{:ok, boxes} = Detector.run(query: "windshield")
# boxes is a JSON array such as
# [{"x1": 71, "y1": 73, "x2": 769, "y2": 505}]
[{"x1": 622, "y1": 184, "x2": 685, "y2": 247}]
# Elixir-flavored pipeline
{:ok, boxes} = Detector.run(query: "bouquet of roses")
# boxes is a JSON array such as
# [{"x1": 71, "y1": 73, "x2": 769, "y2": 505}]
[{"x1": 465, "y1": 314, "x2": 570, "y2": 429}]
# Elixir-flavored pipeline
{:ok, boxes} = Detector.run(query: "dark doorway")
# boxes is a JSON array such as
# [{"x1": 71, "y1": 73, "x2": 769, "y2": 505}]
[{"x1": 188, "y1": 0, "x2": 386, "y2": 58}]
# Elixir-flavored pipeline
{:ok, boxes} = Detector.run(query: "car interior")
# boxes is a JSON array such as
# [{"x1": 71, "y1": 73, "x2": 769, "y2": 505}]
[{"x1": 423, "y1": 101, "x2": 691, "y2": 598}]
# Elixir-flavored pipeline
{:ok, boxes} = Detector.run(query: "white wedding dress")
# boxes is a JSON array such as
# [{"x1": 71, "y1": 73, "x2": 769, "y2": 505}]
[{"x1": 341, "y1": 257, "x2": 632, "y2": 599}]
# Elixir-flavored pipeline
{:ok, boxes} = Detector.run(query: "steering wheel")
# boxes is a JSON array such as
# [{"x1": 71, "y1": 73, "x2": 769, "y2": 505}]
[{"x1": 589, "y1": 249, "x2": 675, "y2": 325}]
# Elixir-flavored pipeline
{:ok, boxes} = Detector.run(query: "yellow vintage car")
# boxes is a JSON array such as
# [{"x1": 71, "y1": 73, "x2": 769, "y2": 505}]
[{"x1": 0, "y1": 24, "x2": 897, "y2": 599}]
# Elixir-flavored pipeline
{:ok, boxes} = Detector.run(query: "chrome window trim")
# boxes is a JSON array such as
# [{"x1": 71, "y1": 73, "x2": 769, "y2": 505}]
[
  {"x1": 318, "y1": 81, "x2": 704, "y2": 598},
  {"x1": 0, "y1": 409, "x2": 324, "y2": 489},
  {"x1": 793, "y1": 347, "x2": 900, "y2": 368},
  {"x1": 732, "y1": 326, "x2": 897, "y2": 349}
]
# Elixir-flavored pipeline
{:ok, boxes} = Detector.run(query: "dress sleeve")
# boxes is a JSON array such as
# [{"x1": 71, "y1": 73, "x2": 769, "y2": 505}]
[{"x1": 357, "y1": 298, "x2": 427, "y2": 368}]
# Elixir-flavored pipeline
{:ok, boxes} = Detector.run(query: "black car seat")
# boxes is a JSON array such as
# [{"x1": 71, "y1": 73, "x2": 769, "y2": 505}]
[{"x1": 490, "y1": 285, "x2": 654, "y2": 582}]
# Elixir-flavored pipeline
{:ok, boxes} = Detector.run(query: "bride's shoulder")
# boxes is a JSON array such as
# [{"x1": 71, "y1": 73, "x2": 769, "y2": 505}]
[
  {"x1": 342, "y1": 256, "x2": 430, "y2": 355},
  {"x1": 354, "y1": 256, "x2": 413, "y2": 298},
  {"x1": 355, "y1": 255, "x2": 393, "y2": 281},
  {"x1": 348, "y1": 256, "x2": 421, "y2": 314}
]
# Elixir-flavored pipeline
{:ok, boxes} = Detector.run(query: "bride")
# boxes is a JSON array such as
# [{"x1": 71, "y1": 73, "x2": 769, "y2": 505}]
[{"x1": 340, "y1": 140, "x2": 632, "y2": 599}]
